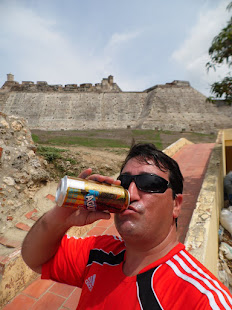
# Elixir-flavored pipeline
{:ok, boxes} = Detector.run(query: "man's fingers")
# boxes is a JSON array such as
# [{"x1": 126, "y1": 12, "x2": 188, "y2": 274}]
[
  {"x1": 86, "y1": 211, "x2": 111, "y2": 225},
  {"x1": 78, "y1": 168, "x2": 92, "y2": 179},
  {"x1": 78, "y1": 169, "x2": 121, "y2": 186},
  {"x1": 89, "y1": 174, "x2": 120, "y2": 185}
]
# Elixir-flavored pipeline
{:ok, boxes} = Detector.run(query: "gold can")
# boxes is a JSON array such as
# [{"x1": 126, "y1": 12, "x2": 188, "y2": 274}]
[{"x1": 55, "y1": 176, "x2": 130, "y2": 213}]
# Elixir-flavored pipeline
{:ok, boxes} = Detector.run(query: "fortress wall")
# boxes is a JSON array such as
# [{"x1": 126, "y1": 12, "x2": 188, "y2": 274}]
[
  {"x1": 216, "y1": 104, "x2": 232, "y2": 117},
  {"x1": 139, "y1": 86, "x2": 232, "y2": 132},
  {"x1": 0, "y1": 92, "x2": 10, "y2": 107},
  {"x1": 148, "y1": 87, "x2": 215, "y2": 114},
  {"x1": 2, "y1": 92, "x2": 147, "y2": 130},
  {"x1": 1, "y1": 80, "x2": 232, "y2": 133}
]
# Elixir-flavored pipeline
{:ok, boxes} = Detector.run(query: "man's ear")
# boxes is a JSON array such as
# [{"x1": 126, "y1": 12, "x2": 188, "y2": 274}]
[{"x1": 173, "y1": 194, "x2": 183, "y2": 219}]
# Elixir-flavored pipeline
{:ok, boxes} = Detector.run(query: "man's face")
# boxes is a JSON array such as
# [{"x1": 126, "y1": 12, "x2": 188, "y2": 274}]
[{"x1": 114, "y1": 157, "x2": 182, "y2": 248}]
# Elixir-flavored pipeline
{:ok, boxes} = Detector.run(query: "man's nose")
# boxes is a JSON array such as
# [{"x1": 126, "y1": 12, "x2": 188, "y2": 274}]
[{"x1": 128, "y1": 181, "x2": 140, "y2": 201}]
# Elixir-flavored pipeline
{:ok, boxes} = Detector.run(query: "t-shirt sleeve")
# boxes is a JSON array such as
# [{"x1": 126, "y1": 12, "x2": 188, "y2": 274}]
[{"x1": 41, "y1": 234, "x2": 96, "y2": 287}]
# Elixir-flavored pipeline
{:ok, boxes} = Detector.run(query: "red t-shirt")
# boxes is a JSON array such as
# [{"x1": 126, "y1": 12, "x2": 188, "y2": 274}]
[{"x1": 42, "y1": 235, "x2": 232, "y2": 309}]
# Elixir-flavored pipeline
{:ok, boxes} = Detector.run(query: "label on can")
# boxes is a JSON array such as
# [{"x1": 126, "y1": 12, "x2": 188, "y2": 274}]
[{"x1": 84, "y1": 190, "x2": 99, "y2": 211}]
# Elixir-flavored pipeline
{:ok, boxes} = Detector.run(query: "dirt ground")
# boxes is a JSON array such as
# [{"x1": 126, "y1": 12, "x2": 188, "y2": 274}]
[
  {"x1": 32, "y1": 129, "x2": 217, "y2": 181},
  {"x1": 45, "y1": 146, "x2": 128, "y2": 180}
]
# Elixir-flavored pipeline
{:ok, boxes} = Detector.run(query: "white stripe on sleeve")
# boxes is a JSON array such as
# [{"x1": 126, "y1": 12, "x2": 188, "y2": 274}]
[
  {"x1": 180, "y1": 250, "x2": 232, "y2": 306},
  {"x1": 166, "y1": 260, "x2": 221, "y2": 310},
  {"x1": 173, "y1": 254, "x2": 231, "y2": 309}
]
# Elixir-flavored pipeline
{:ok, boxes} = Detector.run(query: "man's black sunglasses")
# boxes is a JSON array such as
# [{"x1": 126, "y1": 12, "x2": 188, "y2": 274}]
[{"x1": 117, "y1": 173, "x2": 172, "y2": 193}]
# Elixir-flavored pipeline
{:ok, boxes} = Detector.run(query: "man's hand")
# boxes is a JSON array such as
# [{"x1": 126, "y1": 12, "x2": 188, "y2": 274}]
[
  {"x1": 53, "y1": 168, "x2": 121, "y2": 230},
  {"x1": 21, "y1": 168, "x2": 120, "y2": 273}
]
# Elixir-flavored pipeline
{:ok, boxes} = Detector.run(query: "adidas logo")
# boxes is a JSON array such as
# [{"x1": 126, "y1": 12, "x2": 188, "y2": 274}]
[{"x1": 85, "y1": 274, "x2": 96, "y2": 291}]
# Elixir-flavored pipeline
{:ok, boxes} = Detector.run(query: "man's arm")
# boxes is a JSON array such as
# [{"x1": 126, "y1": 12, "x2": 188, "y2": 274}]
[{"x1": 21, "y1": 169, "x2": 118, "y2": 273}]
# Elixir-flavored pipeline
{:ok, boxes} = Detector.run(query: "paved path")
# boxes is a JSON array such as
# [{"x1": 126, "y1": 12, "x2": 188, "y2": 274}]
[{"x1": 2, "y1": 143, "x2": 215, "y2": 310}]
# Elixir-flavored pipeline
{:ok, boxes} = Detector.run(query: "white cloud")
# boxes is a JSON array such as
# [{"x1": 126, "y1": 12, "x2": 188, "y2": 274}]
[
  {"x1": 107, "y1": 31, "x2": 142, "y2": 49},
  {"x1": 0, "y1": 2, "x2": 109, "y2": 86},
  {"x1": 93, "y1": 30, "x2": 146, "y2": 90},
  {"x1": 114, "y1": 72, "x2": 158, "y2": 92},
  {"x1": 0, "y1": 2, "x2": 145, "y2": 89},
  {"x1": 171, "y1": 0, "x2": 231, "y2": 96},
  {"x1": 1, "y1": 0, "x2": 230, "y2": 95},
  {"x1": 102, "y1": 30, "x2": 142, "y2": 68}
]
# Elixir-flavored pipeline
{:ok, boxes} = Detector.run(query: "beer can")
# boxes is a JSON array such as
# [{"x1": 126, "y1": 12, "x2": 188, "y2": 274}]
[{"x1": 55, "y1": 176, "x2": 130, "y2": 213}]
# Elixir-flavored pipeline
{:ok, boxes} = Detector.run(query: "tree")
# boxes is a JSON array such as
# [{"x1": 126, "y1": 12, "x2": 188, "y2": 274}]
[{"x1": 206, "y1": 2, "x2": 232, "y2": 105}]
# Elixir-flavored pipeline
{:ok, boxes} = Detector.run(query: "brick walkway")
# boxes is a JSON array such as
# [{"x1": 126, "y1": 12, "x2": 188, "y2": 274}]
[{"x1": 2, "y1": 143, "x2": 214, "y2": 310}]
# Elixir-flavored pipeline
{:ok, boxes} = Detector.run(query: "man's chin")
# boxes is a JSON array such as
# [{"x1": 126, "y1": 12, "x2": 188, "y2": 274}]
[{"x1": 114, "y1": 217, "x2": 138, "y2": 237}]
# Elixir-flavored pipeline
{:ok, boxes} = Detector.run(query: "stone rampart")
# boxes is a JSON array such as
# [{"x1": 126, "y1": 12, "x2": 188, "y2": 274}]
[
  {"x1": 1, "y1": 92, "x2": 147, "y2": 130},
  {"x1": 1, "y1": 75, "x2": 231, "y2": 133},
  {"x1": 1, "y1": 75, "x2": 121, "y2": 93},
  {"x1": 141, "y1": 85, "x2": 232, "y2": 132}
]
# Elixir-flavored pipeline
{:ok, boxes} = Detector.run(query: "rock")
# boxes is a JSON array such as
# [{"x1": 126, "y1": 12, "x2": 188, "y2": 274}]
[
  {"x1": 14, "y1": 172, "x2": 31, "y2": 184},
  {"x1": 29, "y1": 158, "x2": 41, "y2": 168},
  {"x1": 0, "y1": 119, "x2": 10, "y2": 129},
  {"x1": 31, "y1": 169, "x2": 49, "y2": 182},
  {"x1": 0, "y1": 113, "x2": 51, "y2": 235},
  {"x1": 3, "y1": 177, "x2": 15, "y2": 186},
  {"x1": 12, "y1": 153, "x2": 29, "y2": 170}
]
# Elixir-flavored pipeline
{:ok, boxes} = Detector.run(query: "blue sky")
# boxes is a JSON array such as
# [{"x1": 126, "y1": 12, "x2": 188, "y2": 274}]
[{"x1": 0, "y1": 0, "x2": 231, "y2": 96}]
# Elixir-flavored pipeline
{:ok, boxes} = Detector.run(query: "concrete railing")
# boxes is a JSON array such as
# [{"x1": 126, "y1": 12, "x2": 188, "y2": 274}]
[
  {"x1": 184, "y1": 143, "x2": 223, "y2": 276},
  {"x1": 163, "y1": 136, "x2": 223, "y2": 277},
  {"x1": 163, "y1": 137, "x2": 193, "y2": 157}
]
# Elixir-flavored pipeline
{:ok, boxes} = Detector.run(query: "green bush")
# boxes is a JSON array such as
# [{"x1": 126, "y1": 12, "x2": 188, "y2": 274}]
[
  {"x1": 32, "y1": 134, "x2": 40, "y2": 143},
  {"x1": 36, "y1": 146, "x2": 66, "y2": 163}
]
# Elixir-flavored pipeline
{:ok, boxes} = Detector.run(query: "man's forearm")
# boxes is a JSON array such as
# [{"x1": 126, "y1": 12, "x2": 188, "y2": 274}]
[
  {"x1": 21, "y1": 207, "x2": 70, "y2": 273},
  {"x1": 21, "y1": 202, "x2": 111, "y2": 273}
]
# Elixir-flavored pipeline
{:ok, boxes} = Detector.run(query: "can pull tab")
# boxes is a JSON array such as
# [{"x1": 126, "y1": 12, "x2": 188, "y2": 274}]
[
  {"x1": 126, "y1": 189, "x2": 130, "y2": 208},
  {"x1": 55, "y1": 176, "x2": 67, "y2": 207}
]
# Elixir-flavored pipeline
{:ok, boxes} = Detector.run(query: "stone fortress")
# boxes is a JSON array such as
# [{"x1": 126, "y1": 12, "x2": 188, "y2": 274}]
[{"x1": 0, "y1": 73, "x2": 231, "y2": 133}]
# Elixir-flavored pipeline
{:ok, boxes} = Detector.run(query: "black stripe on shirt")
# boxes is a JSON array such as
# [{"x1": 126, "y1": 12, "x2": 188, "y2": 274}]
[
  {"x1": 137, "y1": 267, "x2": 162, "y2": 310},
  {"x1": 87, "y1": 249, "x2": 125, "y2": 266}
]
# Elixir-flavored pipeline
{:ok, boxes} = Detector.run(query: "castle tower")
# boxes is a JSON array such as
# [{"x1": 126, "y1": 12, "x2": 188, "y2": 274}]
[
  {"x1": 7, "y1": 73, "x2": 14, "y2": 82},
  {"x1": 108, "y1": 75, "x2": 113, "y2": 85}
]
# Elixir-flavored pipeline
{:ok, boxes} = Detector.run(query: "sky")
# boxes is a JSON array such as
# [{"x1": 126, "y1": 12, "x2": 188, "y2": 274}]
[{"x1": 0, "y1": 0, "x2": 231, "y2": 96}]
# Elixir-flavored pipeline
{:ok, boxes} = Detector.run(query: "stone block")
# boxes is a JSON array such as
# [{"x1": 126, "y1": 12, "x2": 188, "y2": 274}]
[
  {"x1": 25, "y1": 209, "x2": 38, "y2": 219},
  {"x1": 0, "y1": 237, "x2": 21, "y2": 248},
  {"x1": 15, "y1": 223, "x2": 31, "y2": 231}
]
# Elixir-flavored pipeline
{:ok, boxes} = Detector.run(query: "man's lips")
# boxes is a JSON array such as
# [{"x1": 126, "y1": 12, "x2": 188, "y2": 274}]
[
  {"x1": 123, "y1": 203, "x2": 142, "y2": 214},
  {"x1": 127, "y1": 205, "x2": 137, "y2": 212}
]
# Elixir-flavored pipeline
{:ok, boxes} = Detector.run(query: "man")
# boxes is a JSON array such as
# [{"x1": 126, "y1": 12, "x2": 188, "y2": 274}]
[
  {"x1": 22, "y1": 143, "x2": 232, "y2": 309},
  {"x1": 224, "y1": 171, "x2": 232, "y2": 205}
]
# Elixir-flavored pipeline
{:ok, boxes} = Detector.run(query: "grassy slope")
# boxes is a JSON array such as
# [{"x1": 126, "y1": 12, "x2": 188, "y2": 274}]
[{"x1": 32, "y1": 129, "x2": 216, "y2": 150}]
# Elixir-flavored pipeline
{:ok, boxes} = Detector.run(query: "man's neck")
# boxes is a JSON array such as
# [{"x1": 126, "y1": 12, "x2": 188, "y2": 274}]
[{"x1": 122, "y1": 224, "x2": 179, "y2": 277}]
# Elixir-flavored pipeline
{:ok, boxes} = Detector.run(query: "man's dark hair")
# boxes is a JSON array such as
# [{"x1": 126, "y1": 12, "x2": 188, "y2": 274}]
[{"x1": 120, "y1": 143, "x2": 183, "y2": 199}]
